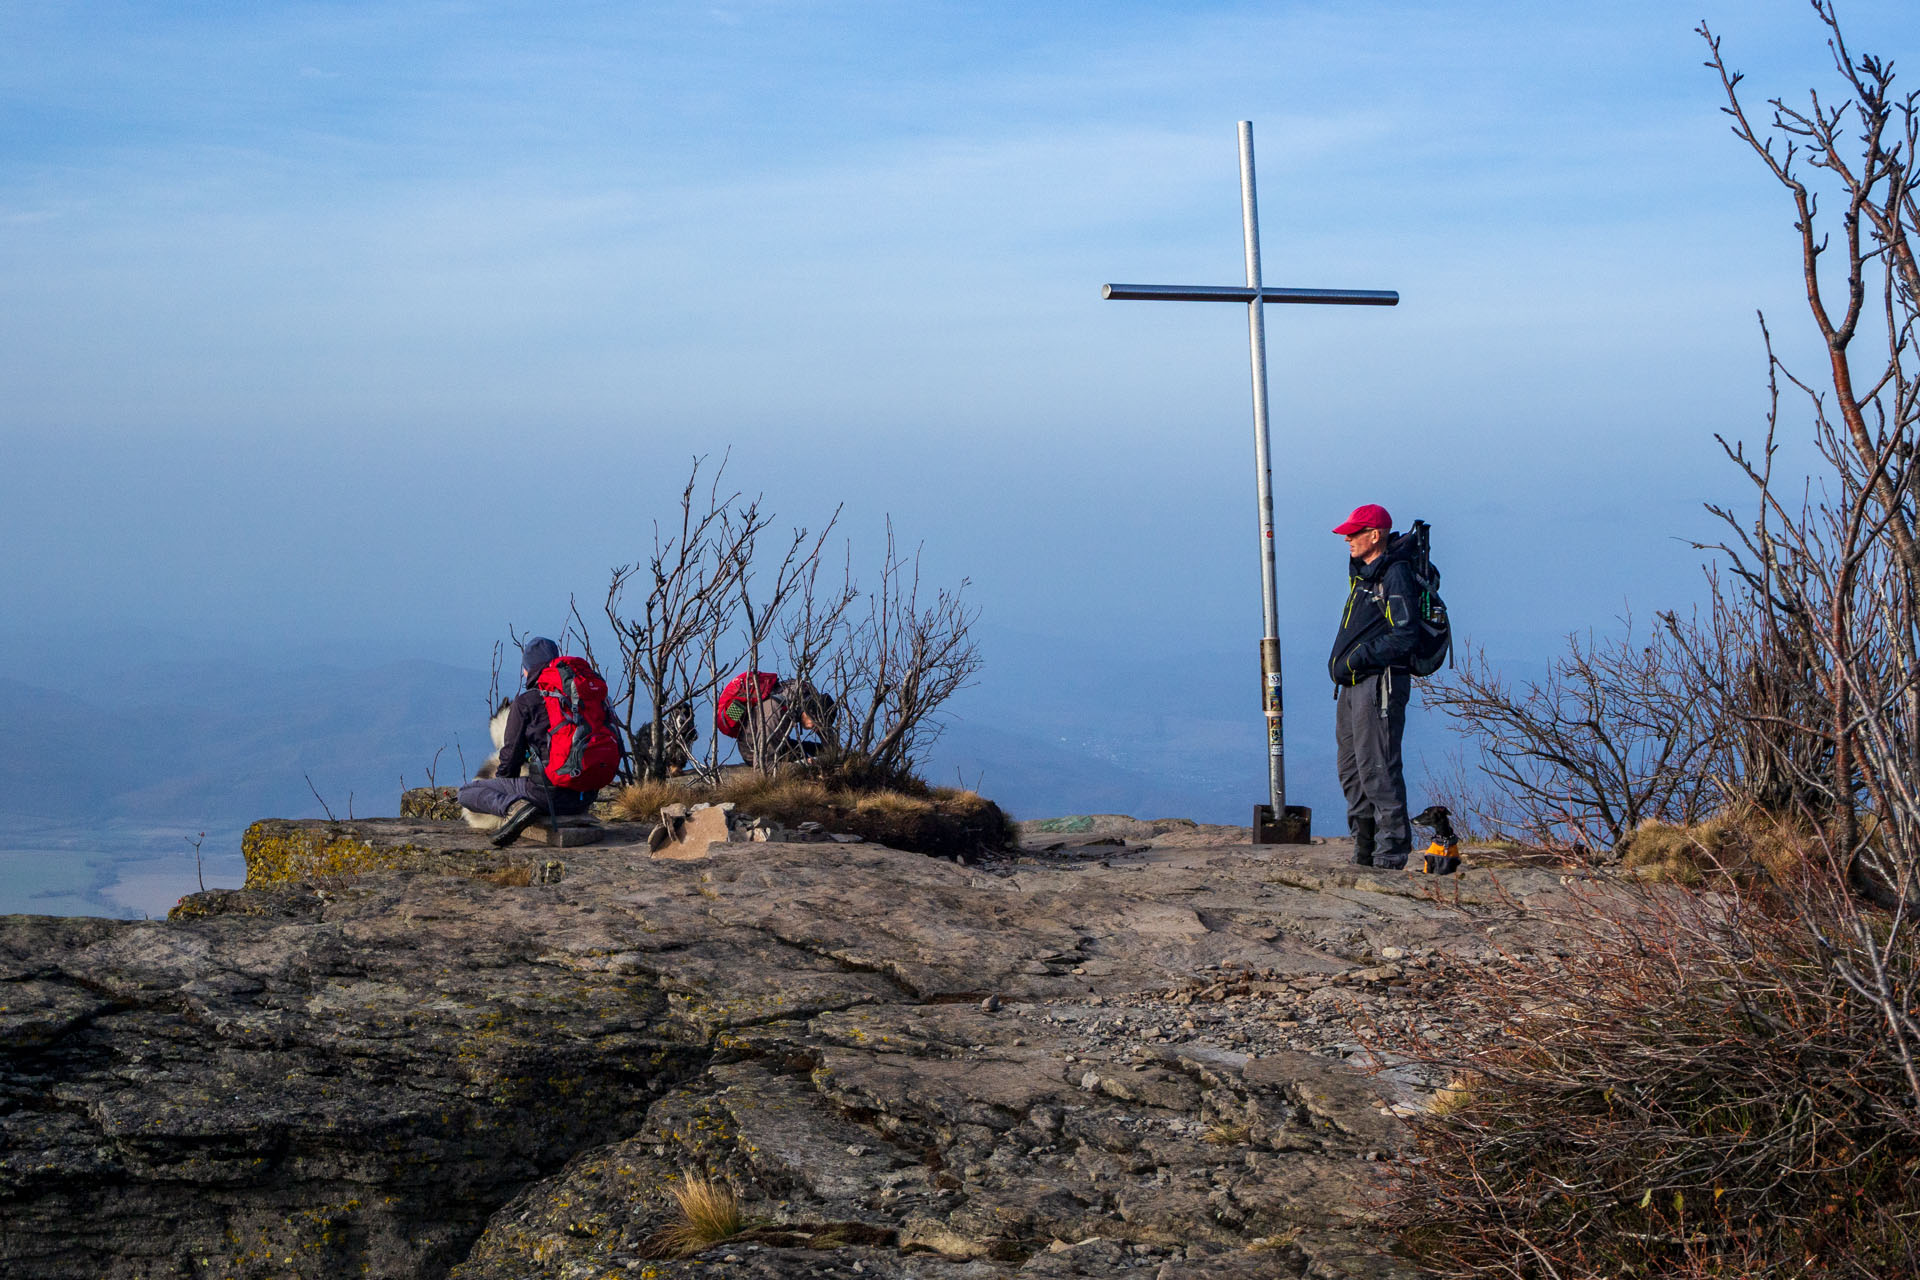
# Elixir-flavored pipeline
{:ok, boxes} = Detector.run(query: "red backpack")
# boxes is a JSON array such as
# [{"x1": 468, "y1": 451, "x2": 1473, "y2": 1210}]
[
  {"x1": 714, "y1": 671, "x2": 780, "y2": 739},
  {"x1": 533, "y1": 657, "x2": 621, "y2": 791}
]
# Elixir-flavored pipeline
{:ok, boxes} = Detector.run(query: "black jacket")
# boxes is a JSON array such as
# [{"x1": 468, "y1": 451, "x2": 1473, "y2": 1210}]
[
  {"x1": 496, "y1": 686, "x2": 596, "y2": 810},
  {"x1": 1328, "y1": 545, "x2": 1420, "y2": 685}
]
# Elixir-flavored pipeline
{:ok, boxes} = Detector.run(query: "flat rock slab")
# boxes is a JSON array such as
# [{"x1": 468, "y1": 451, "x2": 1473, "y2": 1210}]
[
  {"x1": 0, "y1": 814, "x2": 1580, "y2": 1279},
  {"x1": 517, "y1": 820, "x2": 606, "y2": 847}
]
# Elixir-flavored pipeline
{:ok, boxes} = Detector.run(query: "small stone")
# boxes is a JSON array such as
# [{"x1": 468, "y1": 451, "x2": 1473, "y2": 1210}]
[
  {"x1": 846, "y1": 1144, "x2": 867, "y2": 1156},
  {"x1": 1381, "y1": 946, "x2": 1406, "y2": 961},
  {"x1": 1080, "y1": 1070, "x2": 1101, "y2": 1091},
  {"x1": 980, "y1": 994, "x2": 1001, "y2": 1012}
]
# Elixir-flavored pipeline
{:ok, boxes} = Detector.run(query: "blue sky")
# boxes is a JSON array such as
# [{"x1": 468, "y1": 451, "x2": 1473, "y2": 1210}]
[{"x1": 1, "y1": 0, "x2": 1910, "y2": 828}]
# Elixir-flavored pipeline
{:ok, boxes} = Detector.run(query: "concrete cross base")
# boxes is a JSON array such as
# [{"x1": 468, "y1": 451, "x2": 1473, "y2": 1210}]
[{"x1": 1253, "y1": 804, "x2": 1312, "y2": 845}]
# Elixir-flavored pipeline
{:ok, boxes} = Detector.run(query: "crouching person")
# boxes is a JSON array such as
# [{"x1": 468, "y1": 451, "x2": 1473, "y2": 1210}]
[
  {"x1": 458, "y1": 637, "x2": 620, "y2": 847},
  {"x1": 714, "y1": 671, "x2": 835, "y2": 768}
]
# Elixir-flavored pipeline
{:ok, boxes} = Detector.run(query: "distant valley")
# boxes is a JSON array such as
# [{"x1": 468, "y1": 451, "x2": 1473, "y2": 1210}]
[{"x1": 0, "y1": 628, "x2": 1448, "y2": 917}]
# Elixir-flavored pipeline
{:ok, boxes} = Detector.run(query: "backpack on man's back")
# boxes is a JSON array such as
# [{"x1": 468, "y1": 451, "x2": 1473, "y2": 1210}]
[
  {"x1": 1375, "y1": 519, "x2": 1453, "y2": 677},
  {"x1": 1390, "y1": 521, "x2": 1443, "y2": 679}
]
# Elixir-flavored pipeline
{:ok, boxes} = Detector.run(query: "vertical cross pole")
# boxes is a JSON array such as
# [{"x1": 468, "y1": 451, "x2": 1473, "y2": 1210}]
[
  {"x1": 1237, "y1": 121, "x2": 1288, "y2": 818},
  {"x1": 1100, "y1": 121, "x2": 1397, "y2": 844}
]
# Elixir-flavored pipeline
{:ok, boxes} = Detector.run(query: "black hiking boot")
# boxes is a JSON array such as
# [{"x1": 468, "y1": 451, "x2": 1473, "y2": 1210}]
[
  {"x1": 1351, "y1": 817, "x2": 1376, "y2": 867},
  {"x1": 490, "y1": 801, "x2": 543, "y2": 848}
]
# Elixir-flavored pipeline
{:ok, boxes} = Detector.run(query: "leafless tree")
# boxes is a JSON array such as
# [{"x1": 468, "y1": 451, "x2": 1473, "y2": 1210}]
[
  {"x1": 1698, "y1": 7, "x2": 1920, "y2": 909},
  {"x1": 1694, "y1": 6, "x2": 1920, "y2": 1131},
  {"x1": 1658, "y1": 573, "x2": 1833, "y2": 820},
  {"x1": 582, "y1": 457, "x2": 754, "y2": 781}
]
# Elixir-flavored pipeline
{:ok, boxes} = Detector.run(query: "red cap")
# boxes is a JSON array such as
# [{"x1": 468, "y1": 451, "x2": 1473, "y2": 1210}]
[{"x1": 1332, "y1": 504, "x2": 1392, "y2": 536}]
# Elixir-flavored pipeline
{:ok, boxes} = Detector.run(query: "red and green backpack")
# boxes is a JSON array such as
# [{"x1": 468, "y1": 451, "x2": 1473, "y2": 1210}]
[{"x1": 714, "y1": 671, "x2": 780, "y2": 739}]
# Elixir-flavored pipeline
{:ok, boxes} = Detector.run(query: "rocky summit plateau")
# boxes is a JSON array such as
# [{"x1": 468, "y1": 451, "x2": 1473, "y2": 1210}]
[{"x1": 0, "y1": 811, "x2": 1587, "y2": 1280}]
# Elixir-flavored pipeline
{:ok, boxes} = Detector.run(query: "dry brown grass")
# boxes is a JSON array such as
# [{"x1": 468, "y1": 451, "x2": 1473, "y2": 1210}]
[
  {"x1": 1383, "y1": 869, "x2": 1920, "y2": 1278},
  {"x1": 609, "y1": 761, "x2": 1014, "y2": 858},
  {"x1": 652, "y1": 1175, "x2": 746, "y2": 1259},
  {"x1": 612, "y1": 778, "x2": 689, "y2": 820},
  {"x1": 1616, "y1": 805, "x2": 1811, "y2": 885},
  {"x1": 479, "y1": 864, "x2": 533, "y2": 887}
]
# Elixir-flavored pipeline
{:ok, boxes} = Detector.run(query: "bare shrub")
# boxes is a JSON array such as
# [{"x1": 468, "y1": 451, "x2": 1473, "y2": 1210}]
[
  {"x1": 1423, "y1": 618, "x2": 1730, "y2": 852},
  {"x1": 813, "y1": 523, "x2": 983, "y2": 776},
  {"x1": 1384, "y1": 872, "x2": 1920, "y2": 1279},
  {"x1": 1690, "y1": 5, "x2": 1920, "y2": 904},
  {"x1": 583, "y1": 456, "x2": 755, "y2": 782},
  {"x1": 568, "y1": 459, "x2": 976, "y2": 782}
]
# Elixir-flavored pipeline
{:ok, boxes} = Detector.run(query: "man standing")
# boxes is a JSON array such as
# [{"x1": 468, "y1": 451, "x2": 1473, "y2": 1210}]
[{"x1": 1328, "y1": 504, "x2": 1420, "y2": 869}]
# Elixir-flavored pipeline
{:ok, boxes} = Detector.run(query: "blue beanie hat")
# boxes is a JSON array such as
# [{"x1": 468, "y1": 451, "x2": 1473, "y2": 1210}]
[{"x1": 521, "y1": 637, "x2": 560, "y2": 685}]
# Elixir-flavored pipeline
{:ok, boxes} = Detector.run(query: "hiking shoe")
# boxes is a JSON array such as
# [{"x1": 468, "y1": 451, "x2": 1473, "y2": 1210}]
[
  {"x1": 1352, "y1": 854, "x2": 1375, "y2": 867},
  {"x1": 490, "y1": 801, "x2": 542, "y2": 848}
]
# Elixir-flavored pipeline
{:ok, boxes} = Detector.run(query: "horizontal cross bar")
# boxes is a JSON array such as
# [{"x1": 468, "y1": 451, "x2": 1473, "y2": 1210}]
[{"x1": 1102, "y1": 283, "x2": 1399, "y2": 306}]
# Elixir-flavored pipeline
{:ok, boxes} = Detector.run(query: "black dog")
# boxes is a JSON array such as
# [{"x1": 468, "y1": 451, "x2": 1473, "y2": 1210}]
[
  {"x1": 1411, "y1": 805, "x2": 1461, "y2": 875},
  {"x1": 1412, "y1": 805, "x2": 1458, "y2": 844},
  {"x1": 630, "y1": 701, "x2": 699, "y2": 777}
]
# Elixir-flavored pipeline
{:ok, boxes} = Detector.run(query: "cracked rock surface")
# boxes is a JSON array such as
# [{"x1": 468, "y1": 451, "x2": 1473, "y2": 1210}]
[{"x1": 0, "y1": 815, "x2": 1583, "y2": 1278}]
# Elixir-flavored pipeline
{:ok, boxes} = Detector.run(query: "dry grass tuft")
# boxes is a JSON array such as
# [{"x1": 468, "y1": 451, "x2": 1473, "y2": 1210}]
[
  {"x1": 612, "y1": 778, "x2": 688, "y2": 821},
  {"x1": 1617, "y1": 806, "x2": 1811, "y2": 885},
  {"x1": 1424, "y1": 1077, "x2": 1474, "y2": 1117},
  {"x1": 479, "y1": 864, "x2": 533, "y2": 888},
  {"x1": 1202, "y1": 1121, "x2": 1252, "y2": 1146},
  {"x1": 1249, "y1": 1228, "x2": 1302, "y2": 1251},
  {"x1": 652, "y1": 1175, "x2": 745, "y2": 1259},
  {"x1": 608, "y1": 756, "x2": 1015, "y2": 857}
]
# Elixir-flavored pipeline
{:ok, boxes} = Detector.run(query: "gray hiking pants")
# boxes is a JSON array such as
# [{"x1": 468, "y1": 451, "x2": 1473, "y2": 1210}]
[
  {"x1": 456, "y1": 777, "x2": 593, "y2": 817},
  {"x1": 1336, "y1": 673, "x2": 1411, "y2": 867}
]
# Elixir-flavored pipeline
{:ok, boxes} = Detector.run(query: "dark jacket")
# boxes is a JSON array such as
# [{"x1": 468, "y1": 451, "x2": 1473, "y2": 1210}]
[
  {"x1": 496, "y1": 684, "x2": 596, "y2": 813},
  {"x1": 1328, "y1": 544, "x2": 1420, "y2": 685}
]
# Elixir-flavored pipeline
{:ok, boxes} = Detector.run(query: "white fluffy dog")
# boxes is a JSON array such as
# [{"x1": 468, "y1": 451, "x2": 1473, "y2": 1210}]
[{"x1": 461, "y1": 700, "x2": 515, "y2": 831}]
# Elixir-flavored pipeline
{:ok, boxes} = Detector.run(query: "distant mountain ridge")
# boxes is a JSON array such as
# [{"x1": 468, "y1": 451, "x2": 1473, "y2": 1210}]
[{"x1": 0, "y1": 625, "x2": 1455, "y2": 916}]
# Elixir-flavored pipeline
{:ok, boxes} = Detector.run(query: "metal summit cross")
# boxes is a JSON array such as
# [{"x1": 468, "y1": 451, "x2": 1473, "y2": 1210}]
[{"x1": 1103, "y1": 120, "x2": 1398, "y2": 844}]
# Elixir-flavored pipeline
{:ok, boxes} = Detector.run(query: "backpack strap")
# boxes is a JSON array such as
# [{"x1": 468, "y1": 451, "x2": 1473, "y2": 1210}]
[{"x1": 558, "y1": 662, "x2": 591, "y2": 781}]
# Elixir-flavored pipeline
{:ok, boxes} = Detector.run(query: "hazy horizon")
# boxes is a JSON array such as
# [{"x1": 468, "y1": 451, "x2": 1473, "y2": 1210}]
[{"x1": 4, "y1": 1, "x2": 1903, "y2": 915}]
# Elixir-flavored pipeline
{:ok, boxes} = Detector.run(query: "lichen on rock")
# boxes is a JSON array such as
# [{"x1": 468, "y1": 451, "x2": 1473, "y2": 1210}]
[{"x1": 240, "y1": 818, "x2": 419, "y2": 886}]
